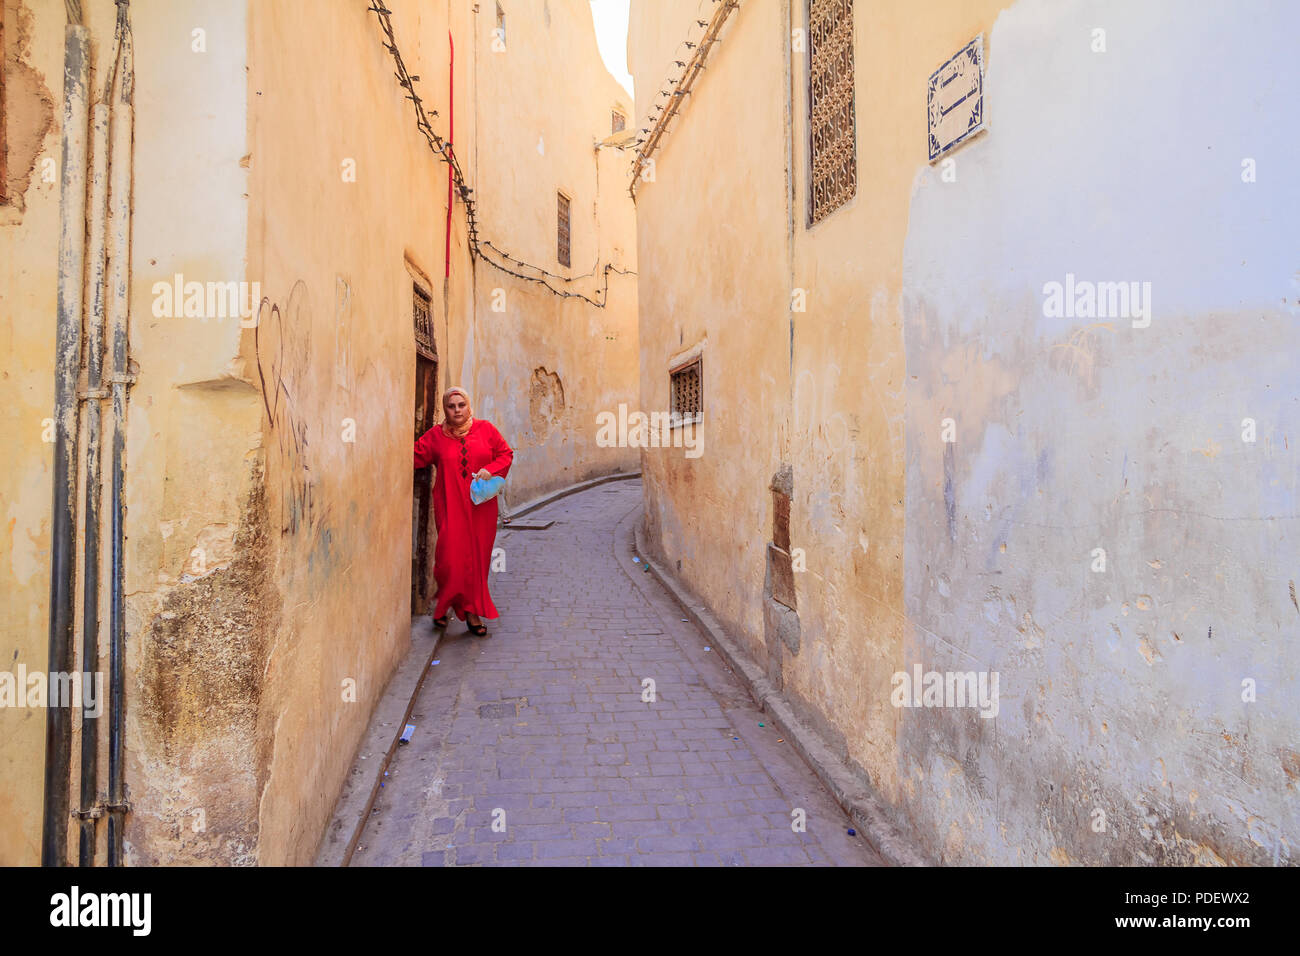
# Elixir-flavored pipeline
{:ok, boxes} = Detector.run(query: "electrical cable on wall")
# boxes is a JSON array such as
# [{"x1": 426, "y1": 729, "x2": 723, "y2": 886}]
[
  {"x1": 367, "y1": 1, "x2": 632, "y2": 308},
  {"x1": 630, "y1": 5, "x2": 715, "y2": 141},
  {"x1": 629, "y1": 0, "x2": 741, "y2": 196}
]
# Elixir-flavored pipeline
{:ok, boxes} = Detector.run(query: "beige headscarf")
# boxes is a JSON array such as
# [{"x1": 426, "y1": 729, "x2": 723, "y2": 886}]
[{"x1": 441, "y1": 386, "x2": 474, "y2": 437}]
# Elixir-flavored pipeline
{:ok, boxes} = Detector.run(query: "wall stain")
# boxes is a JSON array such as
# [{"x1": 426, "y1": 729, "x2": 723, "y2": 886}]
[
  {"x1": 134, "y1": 466, "x2": 279, "y2": 864},
  {"x1": 2, "y1": 0, "x2": 55, "y2": 214},
  {"x1": 529, "y1": 366, "x2": 565, "y2": 438},
  {"x1": 943, "y1": 440, "x2": 956, "y2": 541}
]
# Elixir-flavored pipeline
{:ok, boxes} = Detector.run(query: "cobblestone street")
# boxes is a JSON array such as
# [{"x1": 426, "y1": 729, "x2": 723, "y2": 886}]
[{"x1": 348, "y1": 479, "x2": 882, "y2": 866}]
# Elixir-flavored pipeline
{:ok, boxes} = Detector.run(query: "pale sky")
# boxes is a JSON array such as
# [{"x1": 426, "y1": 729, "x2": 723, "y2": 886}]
[{"x1": 589, "y1": 0, "x2": 634, "y2": 98}]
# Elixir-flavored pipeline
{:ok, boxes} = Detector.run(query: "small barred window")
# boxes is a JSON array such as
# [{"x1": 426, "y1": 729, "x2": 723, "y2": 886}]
[
  {"x1": 670, "y1": 360, "x2": 702, "y2": 423},
  {"x1": 1, "y1": 12, "x2": 8, "y2": 205},
  {"x1": 557, "y1": 192, "x2": 571, "y2": 268}
]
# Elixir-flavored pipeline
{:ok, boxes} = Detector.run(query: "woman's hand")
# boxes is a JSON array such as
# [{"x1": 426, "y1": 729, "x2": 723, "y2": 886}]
[{"x1": 474, "y1": 468, "x2": 492, "y2": 481}]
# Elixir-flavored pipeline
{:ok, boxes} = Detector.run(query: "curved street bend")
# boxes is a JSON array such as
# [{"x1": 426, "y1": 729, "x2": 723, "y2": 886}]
[{"x1": 339, "y1": 479, "x2": 882, "y2": 867}]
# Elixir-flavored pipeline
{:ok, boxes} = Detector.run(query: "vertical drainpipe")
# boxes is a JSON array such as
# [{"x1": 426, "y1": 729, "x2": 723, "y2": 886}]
[
  {"x1": 443, "y1": 29, "x2": 455, "y2": 388},
  {"x1": 444, "y1": 31, "x2": 455, "y2": 280},
  {"x1": 104, "y1": 5, "x2": 135, "y2": 868},
  {"x1": 78, "y1": 96, "x2": 111, "y2": 868},
  {"x1": 43, "y1": 15, "x2": 90, "y2": 869}
]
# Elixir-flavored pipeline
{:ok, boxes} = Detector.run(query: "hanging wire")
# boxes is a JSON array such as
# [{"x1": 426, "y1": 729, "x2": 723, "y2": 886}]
[
  {"x1": 481, "y1": 240, "x2": 636, "y2": 285},
  {"x1": 367, "y1": 1, "x2": 631, "y2": 308}
]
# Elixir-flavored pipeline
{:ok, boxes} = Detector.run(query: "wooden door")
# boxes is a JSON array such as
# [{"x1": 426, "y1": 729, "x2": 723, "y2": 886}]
[{"x1": 412, "y1": 354, "x2": 438, "y2": 614}]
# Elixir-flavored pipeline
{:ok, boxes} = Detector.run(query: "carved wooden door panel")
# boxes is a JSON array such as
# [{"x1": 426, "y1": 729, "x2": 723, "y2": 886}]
[{"x1": 412, "y1": 283, "x2": 438, "y2": 614}]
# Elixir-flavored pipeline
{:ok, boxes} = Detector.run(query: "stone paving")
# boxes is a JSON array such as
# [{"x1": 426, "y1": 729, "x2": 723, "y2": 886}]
[{"x1": 348, "y1": 479, "x2": 882, "y2": 866}]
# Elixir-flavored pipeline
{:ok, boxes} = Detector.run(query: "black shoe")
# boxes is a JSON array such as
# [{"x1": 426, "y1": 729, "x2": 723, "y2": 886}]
[{"x1": 432, "y1": 614, "x2": 449, "y2": 629}]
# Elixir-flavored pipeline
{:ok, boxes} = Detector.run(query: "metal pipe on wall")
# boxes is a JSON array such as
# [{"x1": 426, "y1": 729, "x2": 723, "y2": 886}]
[
  {"x1": 43, "y1": 17, "x2": 90, "y2": 869},
  {"x1": 104, "y1": 3, "x2": 135, "y2": 867},
  {"x1": 77, "y1": 98, "x2": 111, "y2": 869}
]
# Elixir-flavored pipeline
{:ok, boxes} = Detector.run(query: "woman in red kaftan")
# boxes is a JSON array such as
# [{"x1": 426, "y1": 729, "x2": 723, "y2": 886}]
[{"x1": 413, "y1": 387, "x2": 514, "y2": 635}]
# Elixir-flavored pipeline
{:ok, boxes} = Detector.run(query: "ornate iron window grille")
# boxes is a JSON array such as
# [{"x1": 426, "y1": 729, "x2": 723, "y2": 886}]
[{"x1": 807, "y1": 0, "x2": 858, "y2": 226}]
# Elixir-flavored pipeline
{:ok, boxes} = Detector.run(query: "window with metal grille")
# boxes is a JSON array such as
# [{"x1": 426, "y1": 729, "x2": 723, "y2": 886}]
[
  {"x1": 495, "y1": 2, "x2": 505, "y2": 44},
  {"x1": 611, "y1": 110, "x2": 626, "y2": 134},
  {"x1": 556, "y1": 192, "x2": 571, "y2": 268},
  {"x1": 807, "y1": 0, "x2": 858, "y2": 226},
  {"x1": 413, "y1": 283, "x2": 434, "y2": 358},
  {"x1": 670, "y1": 360, "x2": 702, "y2": 424},
  {"x1": 0, "y1": 11, "x2": 7, "y2": 206}
]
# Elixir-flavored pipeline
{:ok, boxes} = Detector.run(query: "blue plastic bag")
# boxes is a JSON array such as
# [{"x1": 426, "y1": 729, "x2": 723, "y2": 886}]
[{"x1": 470, "y1": 475, "x2": 506, "y2": 505}]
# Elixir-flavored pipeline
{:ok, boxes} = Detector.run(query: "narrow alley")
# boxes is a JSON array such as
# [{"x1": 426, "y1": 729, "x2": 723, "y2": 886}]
[
  {"x1": 342, "y1": 480, "x2": 880, "y2": 867},
  {"x1": 5, "y1": 0, "x2": 1297, "y2": 901}
]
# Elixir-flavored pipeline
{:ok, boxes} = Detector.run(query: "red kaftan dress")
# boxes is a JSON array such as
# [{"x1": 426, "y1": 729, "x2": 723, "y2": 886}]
[{"x1": 413, "y1": 419, "x2": 514, "y2": 620}]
